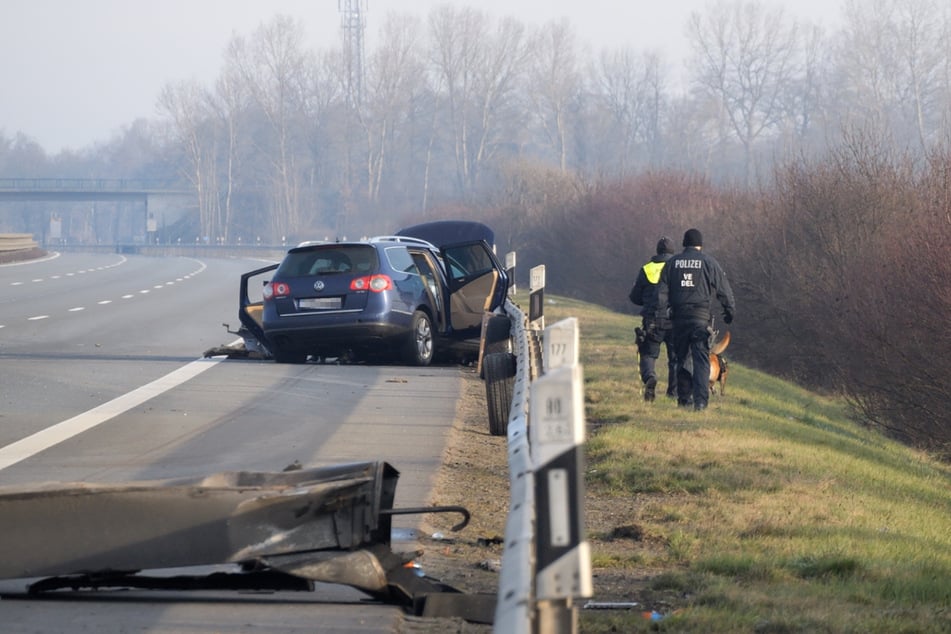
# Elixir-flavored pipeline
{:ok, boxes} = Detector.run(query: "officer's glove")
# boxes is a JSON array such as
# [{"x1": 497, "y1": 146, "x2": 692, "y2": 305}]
[{"x1": 723, "y1": 311, "x2": 734, "y2": 325}]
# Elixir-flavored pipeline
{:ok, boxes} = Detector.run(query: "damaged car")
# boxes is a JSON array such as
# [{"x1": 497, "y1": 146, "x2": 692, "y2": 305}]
[{"x1": 235, "y1": 220, "x2": 509, "y2": 365}]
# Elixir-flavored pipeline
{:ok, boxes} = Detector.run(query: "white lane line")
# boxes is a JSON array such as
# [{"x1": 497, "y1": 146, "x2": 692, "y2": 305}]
[
  {"x1": 0, "y1": 251, "x2": 61, "y2": 267},
  {"x1": 68, "y1": 307, "x2": 85, "y2": 312},
  {"x1": 0, "y1": 358, "x2": 224, "y2": 471},
  {"x1": 98, "y1": 300, "x2": 112, "y2": 305},
  {"x1": 27, "y1": 315, "x2": 49, "y2": 321}
]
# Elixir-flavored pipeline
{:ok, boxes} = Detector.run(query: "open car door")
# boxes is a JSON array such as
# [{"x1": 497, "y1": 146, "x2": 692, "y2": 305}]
[
  {"x1": 238, "y1": 263, "x2": 279, "y2": 357},
  {"x1": 441, "y1": 240, "x2": 508, "y2": 338}
]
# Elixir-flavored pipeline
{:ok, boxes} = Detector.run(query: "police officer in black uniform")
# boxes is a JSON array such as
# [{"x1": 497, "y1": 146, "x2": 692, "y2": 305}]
[
  {"x1": 629, "y1": 236, "x2": 677, "y2": 401},
  {"x1": 655, "y1": 228, "x2": 736, "y2": 411}
]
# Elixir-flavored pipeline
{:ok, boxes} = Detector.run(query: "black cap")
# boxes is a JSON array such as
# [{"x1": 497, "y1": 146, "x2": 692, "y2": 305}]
[
  {"x1": 683, "y1": 228, "x2": 703, "y2": 247},
  {"x1": 656, "y1": 237, "x2": 675, "y2": 255}
]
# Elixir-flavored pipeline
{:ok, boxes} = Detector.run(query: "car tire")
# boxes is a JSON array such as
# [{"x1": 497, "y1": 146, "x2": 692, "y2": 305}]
[
  {"x1": 483, "y1": 313, "x2": 512, "y2": 357},
  {"x1": 403, "y1": 311, "x2": 434, "y2": 366},
  {"x1": 484, "y1": 352, "x2": 516, "y2": 436},
  {"x1": 274, "y1": 348, "x2": 307, "y2": 364}
]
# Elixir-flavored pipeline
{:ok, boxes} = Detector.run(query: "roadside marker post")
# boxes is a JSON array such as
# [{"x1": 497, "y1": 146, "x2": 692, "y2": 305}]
[
  {"x1": 506, "y1": 251, "x2": 517, "y2": 296},
  {"x1": 529, "y1": 265, "x2": 545, "y2": 330},
  {"x1": 530, "y1": 318, "x2": 592, "y2": 633}
]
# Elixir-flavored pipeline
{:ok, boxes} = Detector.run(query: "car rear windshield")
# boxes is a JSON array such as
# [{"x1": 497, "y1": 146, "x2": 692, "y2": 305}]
[{"x1": 277, "y1": 245, "x2": 379, "y2": 277}]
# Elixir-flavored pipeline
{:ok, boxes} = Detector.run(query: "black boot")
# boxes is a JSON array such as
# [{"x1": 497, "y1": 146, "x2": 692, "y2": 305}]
[{"x1": 644, "y1": 376, "x2": 657, "y2": 402}]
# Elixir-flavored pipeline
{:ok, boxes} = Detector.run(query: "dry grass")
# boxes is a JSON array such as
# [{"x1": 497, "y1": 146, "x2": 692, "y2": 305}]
[{"x1": 422, "y1": 294, "x2": 951, "y2": 633}]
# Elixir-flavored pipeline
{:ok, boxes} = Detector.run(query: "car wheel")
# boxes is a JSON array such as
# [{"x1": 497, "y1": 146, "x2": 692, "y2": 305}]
[
  {"x1": 484, "y1": 352, "x2": 516, "y2": 436},
  {"x1": 403, "y1": 311, "x2": 434, "y2": 366},
  {"x1": 274, "y1": 348, "x2": 307, "y2": 364},
  {"x1": 483, "y1": 314, "x2": 512, "y2": 356}
]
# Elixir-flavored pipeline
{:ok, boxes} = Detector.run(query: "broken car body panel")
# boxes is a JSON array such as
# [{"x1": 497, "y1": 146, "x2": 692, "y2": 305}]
[{"x1": 0, "y1": 462, "x2": 396, "y2": 582}]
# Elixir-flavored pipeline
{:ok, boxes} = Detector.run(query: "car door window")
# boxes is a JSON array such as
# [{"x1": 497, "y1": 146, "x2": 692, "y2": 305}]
[
  {"x1": 442, "y1": 242, "x2": 502, "y2": 333},
  {"x1": 411, "y1": 251, "x2": 443, "y2": 324},
  {"x1": 444, "y1": 244, "x2": 495, "y2": 283},
  {"x1": 384, "y1": 246, "x2": 418, "y2": 275}
]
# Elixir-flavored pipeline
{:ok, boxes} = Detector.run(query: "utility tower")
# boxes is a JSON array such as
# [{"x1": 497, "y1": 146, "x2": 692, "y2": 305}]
[{"x1": 338, "y1": 0, "x2": 367, "y2": 107}]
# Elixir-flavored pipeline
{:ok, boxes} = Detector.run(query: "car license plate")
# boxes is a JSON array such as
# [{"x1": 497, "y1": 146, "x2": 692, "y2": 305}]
[{"x1": 299, "y1": 297, "x2": 342, "y2": 310}]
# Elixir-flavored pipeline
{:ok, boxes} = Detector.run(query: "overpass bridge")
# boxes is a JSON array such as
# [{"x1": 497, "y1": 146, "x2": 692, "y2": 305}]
[
  {"x1": 0, "y1": 178, "x2": 195, "y2": 245},
  {"x1": 0, "y1": 178, "x2": 192, "y2": 202}
]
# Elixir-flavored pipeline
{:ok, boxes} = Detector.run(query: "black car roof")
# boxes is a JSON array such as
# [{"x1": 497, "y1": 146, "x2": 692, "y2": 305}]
[{"x1": 395, "y1": 220, "x2": 495, "y2": 248}]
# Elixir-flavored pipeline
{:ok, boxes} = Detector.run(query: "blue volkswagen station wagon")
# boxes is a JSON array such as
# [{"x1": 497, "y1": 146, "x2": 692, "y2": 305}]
[{"x1": 238, "y1": 221, "x2": 508, "y2": 365}]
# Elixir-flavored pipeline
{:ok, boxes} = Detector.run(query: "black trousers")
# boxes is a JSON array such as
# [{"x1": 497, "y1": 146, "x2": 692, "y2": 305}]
[
  {"x1": 671, "y1": 321, "x2": 711, "y2": 409},
  {"x1": 637, "y1": 319, "x2": 676, "y2": 394}
]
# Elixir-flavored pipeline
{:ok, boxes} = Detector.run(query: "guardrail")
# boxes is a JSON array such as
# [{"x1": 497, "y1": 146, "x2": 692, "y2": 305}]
[
  {"x1": 493, "y1": 298, "x2": 592, "y2": 633},
  {"x1": 0, "y1": 234, "x2": 39, "y2": 253}
]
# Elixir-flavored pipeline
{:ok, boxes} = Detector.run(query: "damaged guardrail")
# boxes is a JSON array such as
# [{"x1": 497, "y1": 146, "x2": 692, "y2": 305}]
[{"x1": 0, "y1": 461, "x2": 492, "y2": 623}]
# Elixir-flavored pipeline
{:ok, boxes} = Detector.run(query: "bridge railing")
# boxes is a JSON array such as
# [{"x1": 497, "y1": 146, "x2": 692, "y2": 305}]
[{"x1": 0, "y1": 178, "x2": 186, "y2": 192}]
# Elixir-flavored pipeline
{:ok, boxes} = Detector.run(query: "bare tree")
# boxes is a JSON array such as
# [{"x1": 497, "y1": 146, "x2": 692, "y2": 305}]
[
  {"x1": 427, "y1": 5, "x2": 489, "y2": 197},
  {"x1": 524, "y1": 19, "x2": 582, "y2": 173},
  {"x1": 360, "y1": 12, "x2": 424, "y2": 206},
  {"x1": 590, "y1": 48, "x2": 668, "y2": 174},
  {"x1": 157, "y1": 80, "x2": 220, "y2": 243},
  {"x1": 230, "y1": 15, "x2": 311, "y2": 241},
  {"x1": 687, "y1": 0, "x2": 799, "y2": 184},
  {"x1": 833, "y1": 0, "x2": 946, "y2": 152}
]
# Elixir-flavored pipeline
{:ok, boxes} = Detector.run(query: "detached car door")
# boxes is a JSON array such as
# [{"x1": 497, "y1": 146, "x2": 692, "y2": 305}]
[{"x1": 441, "y1": 240, "x2": 508, "y2": 338}]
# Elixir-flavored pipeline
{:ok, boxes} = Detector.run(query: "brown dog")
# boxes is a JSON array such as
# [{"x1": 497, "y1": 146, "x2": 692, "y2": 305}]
[{"x1": 709, "y1": 331, "x2": 730, "y2": 396}]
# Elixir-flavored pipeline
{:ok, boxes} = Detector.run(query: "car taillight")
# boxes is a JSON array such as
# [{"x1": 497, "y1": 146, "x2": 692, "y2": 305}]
[
  {"x1": 264, "y1": 281, "x2": 291, "y2": 299},
  {"x1": 350, "y1": 274, "x2": 392, "y2": 292}
]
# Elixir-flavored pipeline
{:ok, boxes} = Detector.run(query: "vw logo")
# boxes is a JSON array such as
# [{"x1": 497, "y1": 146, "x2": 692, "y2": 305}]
[{"x1": 313, "y1": 280, "x2": 325, "y2": 292}]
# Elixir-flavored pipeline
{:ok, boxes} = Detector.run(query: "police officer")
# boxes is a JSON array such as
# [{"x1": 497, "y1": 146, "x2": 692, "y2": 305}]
[
  {"x1": 629, "y1": 236, "x2": 677, "y2": 401},
  {"x1": 655, "y1": 228, "x2": 736, "y2": 411}
]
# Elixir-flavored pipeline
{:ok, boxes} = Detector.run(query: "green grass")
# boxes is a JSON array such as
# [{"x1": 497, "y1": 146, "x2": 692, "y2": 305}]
[{"x1": 532, "y1": 294, "x2": 951, "y2": 633}]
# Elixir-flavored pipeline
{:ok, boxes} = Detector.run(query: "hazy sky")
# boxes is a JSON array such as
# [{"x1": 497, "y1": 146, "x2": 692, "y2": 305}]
[{"x1": 1, "y1": 0, "x2": 842, "y2": 155}]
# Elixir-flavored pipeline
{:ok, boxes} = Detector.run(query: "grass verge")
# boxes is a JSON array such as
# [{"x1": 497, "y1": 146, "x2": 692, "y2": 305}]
[{"x1": 539, "y1": 294, "x2": 951, "y2": 633}]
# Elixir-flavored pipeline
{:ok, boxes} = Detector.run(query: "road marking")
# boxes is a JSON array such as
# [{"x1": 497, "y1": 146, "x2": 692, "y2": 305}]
[
  {"x1": 27, "y1": 315, "x2": 49, "y2": 321},
  {"x1": 0, "y1": 358, "x2": 225, "y2": 471},
  {"x1": 68, "y1": 307, "x2": 85, "y2": 312}
]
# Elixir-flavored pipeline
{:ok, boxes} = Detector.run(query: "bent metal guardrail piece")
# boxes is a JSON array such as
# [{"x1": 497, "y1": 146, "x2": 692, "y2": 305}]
[
  {"x1": 0, "y1": 233, "x2": 39, "y2": 252},
  {"x1": 0, "y1": 462, "x2": 396, "y2": 582},
  {"x1": 0, "y1": 460, "x2": 488, "y2": 621}
]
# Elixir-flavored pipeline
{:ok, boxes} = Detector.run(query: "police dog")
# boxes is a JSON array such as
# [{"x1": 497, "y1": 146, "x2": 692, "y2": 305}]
[{"x1": 709, "y1": 330, "x2": 731, "y2": 396}]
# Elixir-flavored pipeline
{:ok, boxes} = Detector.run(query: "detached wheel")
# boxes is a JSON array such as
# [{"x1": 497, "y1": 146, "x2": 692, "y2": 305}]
[
  {"x1": 484, "y1": 352, "x2": 516, "y2": 436},
  {"x1": 483, "y1": 314, "x2": 512, "y2": 356},
  {"x1": 403, "y1": 310, "x2": 434, "y2": 366}
]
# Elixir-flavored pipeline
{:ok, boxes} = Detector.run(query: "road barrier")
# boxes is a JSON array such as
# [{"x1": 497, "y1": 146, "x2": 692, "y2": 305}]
[
  {"x1": 0, "y1": 234, "x2": 39, "y2": 252},
  {"x1": 493, "y1": 299, "x2": 592, "y2": 633}
]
